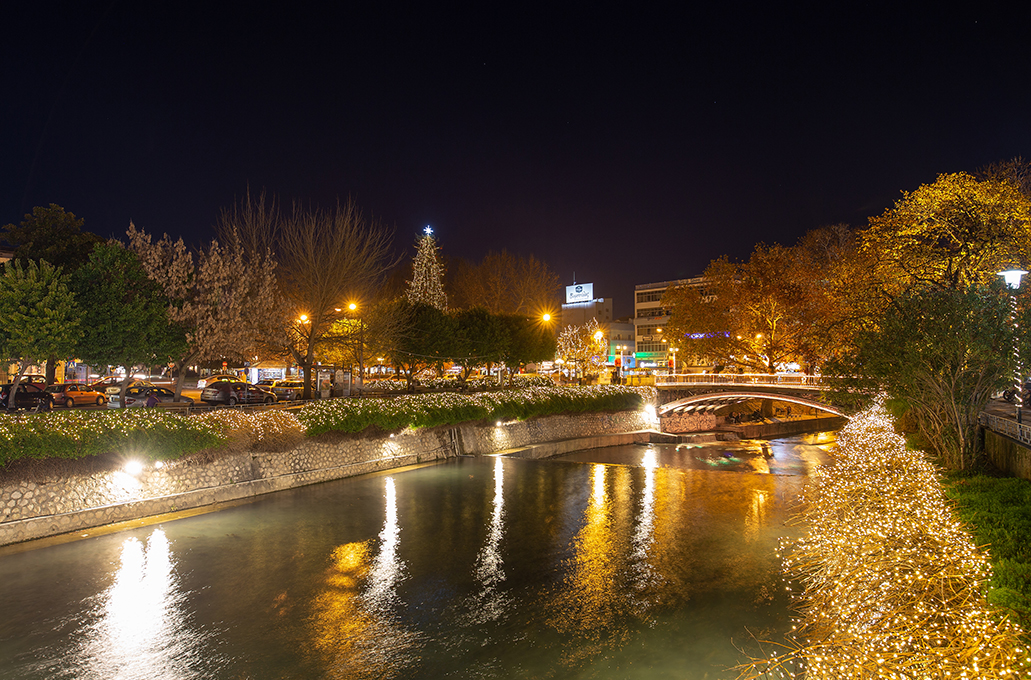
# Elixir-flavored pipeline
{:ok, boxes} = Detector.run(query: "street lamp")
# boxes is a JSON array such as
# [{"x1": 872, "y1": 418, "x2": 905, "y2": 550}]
[
  {"x1": 999, "y1": 268, "x2": 1027, "y2": 423},
  {"x1": 348, "y1": 302, "x2": 364, "y2": 392}
]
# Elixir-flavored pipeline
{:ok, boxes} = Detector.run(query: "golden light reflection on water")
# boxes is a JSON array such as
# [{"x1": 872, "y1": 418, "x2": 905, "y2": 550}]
[
  {"x1": 744, "y1": 488, "x2": 769, "y2": 541},
  {"x1": 309, "y1": 476, "x2": 420, "y2": 679},
  {"x1": 78, "y1": 529, "x2": 198, "y2": 679},
  {"x1": 547, "y1": 464, "x2": 638, "y2": 665},
  {"x1": 630, "y1": 448, "x2": 658, "y2": 597},
  {"x1": 465, "y1": 455, "x2": 513, "y2": 624}
]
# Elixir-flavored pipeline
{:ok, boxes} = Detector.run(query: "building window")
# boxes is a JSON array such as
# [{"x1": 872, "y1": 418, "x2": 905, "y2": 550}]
[
  {"x1": 636, "y1": 290, "x2": 665, "y2": 304},
  {"x1": 636, "y1": 308, "x2": 667, "y2": 318}
]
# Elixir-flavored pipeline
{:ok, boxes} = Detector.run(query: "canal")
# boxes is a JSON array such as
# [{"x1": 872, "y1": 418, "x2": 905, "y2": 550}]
[{"x1": 0, "y1": 433, "x2": 835, "y2": 679}]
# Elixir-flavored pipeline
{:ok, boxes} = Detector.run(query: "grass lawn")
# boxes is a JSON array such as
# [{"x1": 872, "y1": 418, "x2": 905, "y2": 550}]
[{"x1": 942, "y1": 470, "x2": 1031, "y2": 636}]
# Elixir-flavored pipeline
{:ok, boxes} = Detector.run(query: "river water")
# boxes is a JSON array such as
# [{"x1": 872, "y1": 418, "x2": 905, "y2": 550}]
[{"x1": 0, "y1": 433, "x2": 835, "y2": 679}]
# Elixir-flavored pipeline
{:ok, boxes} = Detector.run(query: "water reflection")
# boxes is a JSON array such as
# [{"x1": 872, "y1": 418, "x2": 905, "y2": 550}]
[
  {"x1": 467, "y1": 455, "x2": 511, "y2": 624},
  {"x1": 77, "y1": 529, "x2": 199, "y2": 679},
  {"x1": 365, "y1": 476, "x2": 403, "y2": 610},
  {"x1": 309, "y1": 476, "x2": 420, "y2": 679},
  {"x1": 630, "y1": 448, "x2": 659, "y2": 599},
  {"x1": 744, "y1": 488, "x2": 770, "y2": 541},
  {"x1": 0, "y1": 437, "x2": 832, "y2": 680},
  {"x1": 547, "y1": 464, "x2": 638, "y2": 665}
]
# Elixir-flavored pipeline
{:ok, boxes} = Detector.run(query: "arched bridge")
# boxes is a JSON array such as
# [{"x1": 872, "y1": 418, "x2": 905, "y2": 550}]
[{"x1": 655, "y1": 373, "x2": 845, "y2": 418}]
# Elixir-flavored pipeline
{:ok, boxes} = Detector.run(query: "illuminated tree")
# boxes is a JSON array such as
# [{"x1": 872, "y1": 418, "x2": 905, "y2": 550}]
[
  {"x1": 0, "y1": 260, "x2": 80, "y2": 406},
  {"x1": 665, "y1": 238, "x2": 838, "y2": 373},
  {"x1": 407, "y1": 228, "x2": 447, "y2": 311},
  {"x1": 224, "y1": 193, "x2": 397, "y2": 399},
  {"x1": 557, "y1": 318, "x2": 606, "y2": 384},
  {"x1": 858, "y1": 172, "x2": 1031, "y2": 300}
]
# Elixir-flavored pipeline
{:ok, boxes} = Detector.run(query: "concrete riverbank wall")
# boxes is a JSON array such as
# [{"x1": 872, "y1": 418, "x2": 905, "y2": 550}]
[
  {"x1": 0, "y1": 410, "x2": 650, "y2": 547},
  {"x1": 983, "y1": 429, "x2": 1031, "y2": 481}
]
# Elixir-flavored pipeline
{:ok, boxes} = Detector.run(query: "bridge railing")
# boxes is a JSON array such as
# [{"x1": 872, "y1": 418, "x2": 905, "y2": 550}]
[
  {"x1": 655, "y1": 373, "x2": 827, "y2": 388},
  {"x1": 979, "y1": 412, "x2": 1031, "y2": 447}
]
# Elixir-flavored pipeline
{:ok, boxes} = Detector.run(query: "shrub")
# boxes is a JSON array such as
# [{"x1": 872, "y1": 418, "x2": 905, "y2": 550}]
[
  {"x1": 0, "y1": 409, "x2": 223, "y2": 466},
  {"x1": 296, "y1": 385, "x2": 645, "y2": 436}
]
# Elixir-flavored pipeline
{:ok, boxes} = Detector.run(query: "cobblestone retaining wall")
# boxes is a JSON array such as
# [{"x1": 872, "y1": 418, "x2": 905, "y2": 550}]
[{"x1": 0, "y1": 410, "x2": 650, "y2": 546}]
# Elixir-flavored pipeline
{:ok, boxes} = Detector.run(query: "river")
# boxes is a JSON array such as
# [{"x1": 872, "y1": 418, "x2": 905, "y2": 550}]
[{"x1": 0, "y1": 433, "x2": 835, "y2": 679}]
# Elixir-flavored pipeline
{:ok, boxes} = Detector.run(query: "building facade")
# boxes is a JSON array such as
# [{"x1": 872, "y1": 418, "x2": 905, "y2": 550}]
[{"x1": 633, "y1": 276, "x2": 706, "y2": 370}]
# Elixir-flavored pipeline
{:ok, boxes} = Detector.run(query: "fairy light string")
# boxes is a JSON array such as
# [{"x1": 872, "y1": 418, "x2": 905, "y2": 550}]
[{"x1": 735, "y1": 399, "x2": 1028, "y2": 679}]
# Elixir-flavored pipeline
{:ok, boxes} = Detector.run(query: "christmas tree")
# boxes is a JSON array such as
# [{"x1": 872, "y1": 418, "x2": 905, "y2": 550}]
[{"x1": 407, "y1": 226, "x2": 448, "y2": 310}]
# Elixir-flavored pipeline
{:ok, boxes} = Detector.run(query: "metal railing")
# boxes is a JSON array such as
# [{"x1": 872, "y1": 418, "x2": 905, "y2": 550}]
[
  {"x1": 979, "y1": 411, "x2": 1031, "y2": 447},
  {"x1": 654, "y1": 373, "x2": 828, "y2": 388}
]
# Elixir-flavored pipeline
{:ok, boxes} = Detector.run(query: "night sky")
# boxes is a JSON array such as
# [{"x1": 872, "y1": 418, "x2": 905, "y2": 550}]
[{"x1": 4, "y1": 4, "x2": 1030, "y2": 318}]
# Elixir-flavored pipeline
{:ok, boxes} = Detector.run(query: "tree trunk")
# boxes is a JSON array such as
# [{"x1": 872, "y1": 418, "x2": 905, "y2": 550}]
[
  {"x1": 8, "y1": 362, "x2": 28, "y2": 410},
  {"x1": 45, "y1": 353, "x2": 57, "y2": 384}
]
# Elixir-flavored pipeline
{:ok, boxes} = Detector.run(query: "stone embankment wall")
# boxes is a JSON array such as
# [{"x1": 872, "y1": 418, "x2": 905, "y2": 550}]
[
  {"x1": 0, "y1": 410, "x2": 650, "y2": 547},
  {"x1": 983, "y1": 429, "x2": 1031, "y2": 481}
]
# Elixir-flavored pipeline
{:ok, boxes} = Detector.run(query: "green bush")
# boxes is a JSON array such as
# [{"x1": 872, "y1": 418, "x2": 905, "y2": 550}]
[
  {"x1": 297, "y1": 385, "x2": 646, "y2": 436},
  {"x1": 0, "y1": 409, "x2": 223, "y2": 466},
  {"x1": 0, "y1": 385, "x2": 649, "y2": 468},
  {"x1": 943, "y1": 472, "x2": 1031, "y2": 635}
]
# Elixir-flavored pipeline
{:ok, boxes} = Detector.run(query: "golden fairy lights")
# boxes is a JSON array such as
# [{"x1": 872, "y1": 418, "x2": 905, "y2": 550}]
[
  {"x1": 297, "y1": 385, "x2": 654, "y2": 436},
  {"x1": 0, "y1": 385, "x2": 657, "y2": 467},
  {"x1": 736, "y1": 400, "x2": 1028, "y2": 679}
]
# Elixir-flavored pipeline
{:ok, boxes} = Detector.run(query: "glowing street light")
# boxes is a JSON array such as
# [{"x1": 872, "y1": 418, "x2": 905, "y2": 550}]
[
  {"x1": 348, "y1": 302, "x2": 364, "y2": 392},
  {"x1": 542, "y1": 313, "x2": 551, "y2": 322}
]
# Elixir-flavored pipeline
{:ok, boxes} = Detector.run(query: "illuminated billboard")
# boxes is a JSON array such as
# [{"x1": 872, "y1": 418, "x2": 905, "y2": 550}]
[{"x1": 565, "y1": 283, "x2": 594, "y2": 303}]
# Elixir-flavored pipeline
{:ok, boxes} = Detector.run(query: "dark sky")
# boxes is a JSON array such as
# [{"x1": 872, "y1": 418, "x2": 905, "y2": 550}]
[{"x1": 4, "y1": 4, "x2": 1030, "y2": 318}]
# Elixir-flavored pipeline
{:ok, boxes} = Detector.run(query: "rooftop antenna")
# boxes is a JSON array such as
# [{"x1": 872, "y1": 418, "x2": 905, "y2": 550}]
[{"x1": 572, "y1": 271, "x2": 576, "y2": 285}]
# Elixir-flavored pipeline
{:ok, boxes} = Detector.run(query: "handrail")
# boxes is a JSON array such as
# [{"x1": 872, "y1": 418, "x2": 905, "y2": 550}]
[
  {"x1": 979, "y1": 412, "x2": 1031, "y2": 447},
  {"x1": 655, "y1": 373, "x2": 828, "y2": 387}
]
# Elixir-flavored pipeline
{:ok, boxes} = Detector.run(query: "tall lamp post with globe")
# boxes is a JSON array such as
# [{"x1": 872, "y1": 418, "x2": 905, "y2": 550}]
[{"x1": 1000, "y1": 267, "x2": 1027, "y2": 423}]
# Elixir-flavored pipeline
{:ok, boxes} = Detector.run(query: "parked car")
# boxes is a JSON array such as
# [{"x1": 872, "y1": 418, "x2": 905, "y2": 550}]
[
  {"x1": 201, "y1": 381, "x2": 278, "y2": 406},
  {"x1": 269, "y1": 379, "x2": 304, "y2": 401},
  {"x1": 197, "y1": 374, "x2": 246, "y2": 389},
  {"x1": 0, "y1": 383, "x2": 54, "y2": 412},
  {"x1": 89, "y1": 377, "x2": 129, "y2": 393},
  {"x1": 123, "y1": 386, "x2": 194, "y2": 408},
  {"x1": 44, "y1": 383, "x2": 108, "y2": 407},
  {"x1": 105, "y1": 380, "x2": 154, "y2": 408}
]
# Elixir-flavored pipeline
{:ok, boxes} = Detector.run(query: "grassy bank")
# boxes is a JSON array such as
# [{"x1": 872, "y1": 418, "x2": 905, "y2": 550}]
[
  {"x1": 942, "y1": 471, "x2": 1031, "y2": 636},
  {"x1": 0, "y1": 385, "x2": 652, "y2": 468}
]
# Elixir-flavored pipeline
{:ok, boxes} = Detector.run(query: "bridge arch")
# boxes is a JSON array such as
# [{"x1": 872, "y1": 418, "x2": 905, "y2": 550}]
[{"x1": 658, "y1": 391, "x2": 846, "y2": 418}]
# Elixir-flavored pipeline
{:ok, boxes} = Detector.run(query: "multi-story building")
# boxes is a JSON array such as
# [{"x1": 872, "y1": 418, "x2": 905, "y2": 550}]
[{"x1": 633, "y1": 277, "x2": 706, "y2": 370}]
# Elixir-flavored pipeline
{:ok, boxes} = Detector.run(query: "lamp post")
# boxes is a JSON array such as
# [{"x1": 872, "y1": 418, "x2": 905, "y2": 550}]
[
  {"x1": 1000, "y1": 268, "x2": 1027, "y2": 423},
  {"x1": 1001, "y1": 269, "x2": 1027, "y2": 422},
  {"x1": 348, "y1": 302, "x2": 364, "y2": 393}
]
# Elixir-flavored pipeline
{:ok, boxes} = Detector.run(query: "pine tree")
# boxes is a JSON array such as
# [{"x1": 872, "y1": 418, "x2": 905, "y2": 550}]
[{"x1": 407, "y1": 227, "x2": 448, "y2": 310}]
